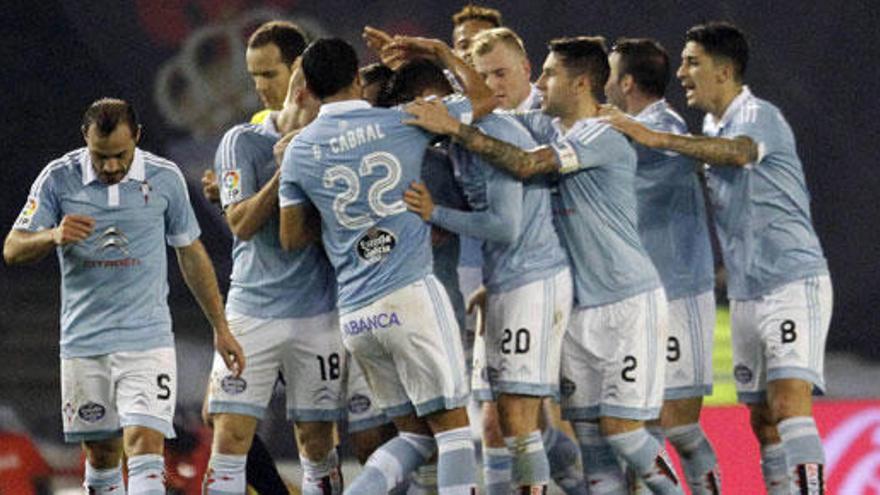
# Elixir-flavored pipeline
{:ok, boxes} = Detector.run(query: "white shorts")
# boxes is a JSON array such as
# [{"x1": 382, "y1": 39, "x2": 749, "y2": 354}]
[
  {"x1": 484, "y1": 269, "x2": 572, "y2": 398},
  {"x1": 664, "y1": 290, "x2": 716, "y2": 400},
  {"x1": 207, "y1": 310, "x2": 346, "y2": 422},
  {"x1": 345, "y1": 353, "x2": 392, "y2": 433},
  {"x1": 471, "y1": 329, "x2": 493, "y2": 402},
  {"x1": 561, "y1": 288, "x2": 668, "y2": 421},
  {"x1": 731, "y1": 275, "x2": 833, "y2": 403},
  {"x1": 61, "y1": 347, "x2": 177, "y2": 443},
  {"x1": 341, "y1": 275, "x2": 469, "y2": 418}
]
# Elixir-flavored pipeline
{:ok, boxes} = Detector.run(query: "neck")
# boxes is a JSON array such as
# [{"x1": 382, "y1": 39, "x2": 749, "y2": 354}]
[
  {"x1": 321, "y1": 85, "x2": 362, "y2": 106},
  {"x1": 509, "y1": 84, "x2": 532, "y2": 110},
  {"x1": 560, "y1": 95, "x2": 600, "y2": 129},
  {"x1": 625, "y1": 93, "x2": 661, "y2": 116},
  {"x1": 709, "y1": 83, "x2": 744, "y2": 120}
]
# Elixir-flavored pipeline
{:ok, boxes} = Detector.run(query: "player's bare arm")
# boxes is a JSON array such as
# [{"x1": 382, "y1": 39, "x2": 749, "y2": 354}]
[
  {"x1": 3, "y1": 213, "x2": 95, "y2": 265},
  {"x1": 403, "y1": 181, "x2": 436, "y2": 221},
  {"x1": 601, "y1": 104, "x2": 757, "y2": 166},
  {"x1": 405, "y1": 98, "x2": 557, "y2": 179},
  {"x1": 175, "y1": 239, "x2": 245, "y2": 376},
  {"x1": 383, "y1": 35, "x2": 497, "y2": 119},
  {"x1": 224, "y1": 170, "x2": 281, "y2": 241},
  {"x1": 202, "y1": 169, "x2": 221, "y2": 204},
  {"x1": 279, "y1": 203, "x2": 321, "y2": 251}
]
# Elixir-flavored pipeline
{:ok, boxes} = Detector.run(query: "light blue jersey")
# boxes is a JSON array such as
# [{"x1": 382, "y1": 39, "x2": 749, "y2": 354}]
[
  {"x1": 13, "y1": 148, "x2": 201, "y2": 358},
  {"x1": 215, "y1": 123, "x2": 336, "y2": 319},
  {"x1": 702, "y1": 87, "x2": 828, "y2": 299},
  {"x1": 634, "y1": 100, "x2": 714, "y2": 300},
  {"x1": 516, "y1": 111, "x2": 662, "y2": 308},
  {"x1": 432, "y1": 112, "x2": 567, "y2": 293},
  {"x1": 279, "y1": 96, "x2": 473, "y2": 313}
]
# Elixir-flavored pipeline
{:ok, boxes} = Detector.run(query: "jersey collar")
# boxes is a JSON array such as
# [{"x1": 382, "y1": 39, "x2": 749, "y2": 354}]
[
  {"x1": 705, "y1": 86, "x2": 752, "y2": 133},
  {"x1": 318, "y1": 99, "x2": 371, "y2": 117},
  {"x1": 81, "y1": 147, "x2": 145, "y2": 185},
  {"x1": 516, "y1": 84, "x2": 542, "y2": 112},
  {"x1": 634, "y1": 98, "x2": 667, "y2": 122},
  {"x1": 260, "y1": 111, "x2": 281, "y2": 138}
]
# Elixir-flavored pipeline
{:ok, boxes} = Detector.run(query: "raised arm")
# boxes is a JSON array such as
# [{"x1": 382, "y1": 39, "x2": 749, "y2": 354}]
[
  {"x1": 404, "y1": 99, "x2": 559, "y2": 179},
  {"x1": 175, "y1": 239, "x2": 245, "y2": 375},
  {"x1": 601, "y1": 105, "x2": 757, "y2": 166},
  {"x1": 4, "y1": 214, "x2": 95, "y2": 265},
  {"x1": 224, "y1": 170, "x2": 280, "y2": 241}
]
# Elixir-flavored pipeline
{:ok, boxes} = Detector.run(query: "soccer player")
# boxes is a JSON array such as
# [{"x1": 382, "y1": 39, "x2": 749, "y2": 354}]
[
  {"x1": 278, "y1": 37, "x2": 496, "y2": 494},
  {"x1": 4, "y1": 98, "x2": 245, "y2": 495},
  {"x1": 404, "y1": 36, "x2": 684, "y2": 494},
  {"x1": 603, "y1": 22, "x2": 832, "y2": 495},
  {"x1": 451, "y1": 4, "x2": 503, "y2": 61},
  {"x1": 470, "y1": 27, "x2": 542, "y2": 111},
  {"x1": 400, "y1": 57, "x2": 573, "y2": 494},
  {"x1": 604, "y1": 38, "x2": 722, "y2": 494},
  {"x1": 202, "y1": 59, "x2": 347, "y2": 495}
]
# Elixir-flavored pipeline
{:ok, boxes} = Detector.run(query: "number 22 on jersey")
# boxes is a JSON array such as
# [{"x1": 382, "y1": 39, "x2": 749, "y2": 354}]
[{"x1": 323, "y1": 151, "x2": 406, "y2": 229}]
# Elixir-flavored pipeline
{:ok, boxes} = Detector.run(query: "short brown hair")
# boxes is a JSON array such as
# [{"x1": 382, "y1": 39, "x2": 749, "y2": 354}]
[
  {"x1": 549, "y1": 36, "x2": 609, "y2": 101},
  {"x1": 452, "y1": 4, "x2": 502, "y2": 27},
  {"x1": 82, "y1": 98, "x2": 139, "y2": 137},
  {"x1": 471, "y1": 27, "x2": 526, "y2": 59},
  {"x1": 247, "y1": 20, "x2": 308, "y2": 65}
]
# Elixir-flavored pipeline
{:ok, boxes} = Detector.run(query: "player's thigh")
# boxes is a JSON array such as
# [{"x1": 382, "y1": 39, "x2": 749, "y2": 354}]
[
  {"x1": 112, "y1": 347, "x2": 177, "y2": 439},
  {"x1": 731, "y1": 297, "x2": 766, "y2": 403},
  {"x1": 598, "y1": 289, "x2": 667, "y2": 421},
  {"x1": 559, "y1": 308, "x2": 606, "y2": 422},
  {"x1": 664, "y1": 291, "x2": 715, "y2": 401},
  {"x1": 283, "y1": 311, "x2": 346, "y2": 423},
  {"x1": 207, "y1": 312, "x2": 286, "y2": 420},
  {"x1": 345, "y1": 352, "x2": 394, "y2": 437},
  {"x1": 485, "y1": 269, "x2": 572, "y2": 398},
  {"x1": 758, "y1": 275, "x2": 832, "y2": 391},
  {"x1": 61, "y1": 355, "x2": 121, "y2": 443},
  {"x1": 363, "y1": 275, "x2": 469, "y2": 417}
]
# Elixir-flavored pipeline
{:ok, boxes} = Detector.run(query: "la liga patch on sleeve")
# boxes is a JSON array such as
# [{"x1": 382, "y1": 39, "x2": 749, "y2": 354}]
[
  {"x1": 15, "y1": 196, "x2": 38, "y2": 228},
  {"x1": 222, "y1": 169, "x2": 242, "y2": 202}
]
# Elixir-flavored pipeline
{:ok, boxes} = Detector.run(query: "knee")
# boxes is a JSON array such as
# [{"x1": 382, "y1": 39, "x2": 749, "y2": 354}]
[
  {"x1": 295, "y1": 422, "x2": 337, "y2": 460},
  {"x1": 748, "y1": 405, "x2": 780, "y2": 446},
  {"x1": 767, "y1": 380, "x2": 813, "y2": 421},
  {"x1": 124, "y1": 427, "x2": 165, "y2": 457},
  {"x1": 83, "y1": 438, "x2": 123, "y2": 469},
  {"x1": 212, "y1": 415, "x2": 257, "y2": 455},
  {"x1": 481, "y1": 404, "x2": 505, "y2": 446}
]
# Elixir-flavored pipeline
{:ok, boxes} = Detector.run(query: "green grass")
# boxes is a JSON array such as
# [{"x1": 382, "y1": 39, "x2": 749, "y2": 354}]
[{"x1": 705, "y1": 305, "x2": 737, "y2": 406}]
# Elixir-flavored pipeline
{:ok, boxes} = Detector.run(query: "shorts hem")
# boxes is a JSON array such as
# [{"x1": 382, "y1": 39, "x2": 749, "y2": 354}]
[
  {"x1": 384, "y1": 402, "x2": 417, "y2": 418},
  {"x1": 414, "y1": 395, "x2": 469, "y2": 417},
  {"x1": 63, "y1": 429, "x2": 122, "y2": 443},
  {"x1": 208, "y1": 401, "x2": 266, "y2": 420},
  {"x1": 119, "y1": 413, "x2": 176, "y2": 439},
  {"x1": 493, "y1": 381, "x2": 557, "y2": 398},
  {"x1": 664, "y1": 384, "x2": 713, "y2": 400},
  {"x1": 347, "y1": 415, "x2": 393, "y2": 433},
  {"x1": 287, "y1": 408, "x2": 345, "y2": 422},
  {"x1": 767, "y1": 367, "x2": 825, "y2": 393},
  {"x1": 472, "y1": 389, "x2": 495, "y2": 403},
  {"x1": 563, "y1": 404, "x2": 661, "y2": 421}
]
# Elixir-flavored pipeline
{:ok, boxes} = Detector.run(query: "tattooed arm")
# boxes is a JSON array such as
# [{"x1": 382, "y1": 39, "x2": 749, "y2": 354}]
[
  {"x1": 601, "y1": 104, "x2": 757, "y2": 166},
  {"x1": 404, "y1": 98, "x2": 559, "y2": 179}
]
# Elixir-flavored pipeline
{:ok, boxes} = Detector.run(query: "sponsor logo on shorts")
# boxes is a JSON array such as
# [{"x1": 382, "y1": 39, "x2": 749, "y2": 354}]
[
  {"x1": 560, "y1": 377, "x2": 576, "y2": 397},
  {"x1": 77, "y1": 402, "x2": 106, "y2": 423},
  {"x1": 313, "y1": 385, "x2": 339, "y2": 405},
  {"x1": 734, "y1": 364, "x2": 753, "y2": 384},
  {"x1": 348, "y1": 393, "x2": 372, "y2": 414},
  {"x1": 221, "y1": 375, "x2": 247, "y2": 394},
  {"x1": 356, "y1": 228, "x2": 396, "y2": 264},
  {"x1": 343, "y1": 312, "x2": 401, "y2": 336}
]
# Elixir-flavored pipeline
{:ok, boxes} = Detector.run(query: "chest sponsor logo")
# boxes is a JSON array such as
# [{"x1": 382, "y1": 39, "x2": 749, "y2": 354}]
[
  {"x1": 356, "y1": 228, "x2": 396, "y2": 264},
  {"x1": 343, "y1": 312, "x2": 401, "y2": 336},
  {"x1": 83, "y1": 226, "x2": 142, "y2": 268},
  {"x1": 77, "y1": 402, "x2": 106, "y2": 423}
]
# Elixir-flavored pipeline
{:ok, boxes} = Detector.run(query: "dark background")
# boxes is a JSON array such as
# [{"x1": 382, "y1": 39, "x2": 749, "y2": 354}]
[{"x1": 1, "y1": 0, "x2": 878, "y2": 438}]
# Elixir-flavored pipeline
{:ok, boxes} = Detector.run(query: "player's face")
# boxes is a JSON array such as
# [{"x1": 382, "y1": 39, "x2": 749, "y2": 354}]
[
  {"x1": 84, "y1": 124, "x2": 139, "y2": 185},
  {"x1": 604, "y1": 52, "x2": 627, "y2": 110},
  {"x1": 535, "y1": 52, "x2": 576, "y2": 118},
  {"x1": 677, "y1": 41, "x2": 722, "y2": 112},
  {"x1": 474, "y1": 44, "x2": 532, "y2": 110},
  {"x1": 246, "y1": 43, "x2": 293, "y2": 110},
  {"x1": 452, "y1": 19, "x2": 495, "y2": 61}
]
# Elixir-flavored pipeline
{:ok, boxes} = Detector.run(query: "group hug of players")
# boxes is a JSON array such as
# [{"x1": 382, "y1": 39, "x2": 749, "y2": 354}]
[{"x1": 5, "y1": 4, "x2": 832, "y2": 495}]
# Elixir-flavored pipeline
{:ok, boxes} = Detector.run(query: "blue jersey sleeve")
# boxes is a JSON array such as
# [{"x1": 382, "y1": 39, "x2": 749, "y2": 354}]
[
  {"x1": 278, "y1": 140, "x2": 309, "y2": 207},
  {"x1": 442, "y1": 94, "x2": 474, "y2": 125},
  {"x1": 725, "y1": 103, "x2": 794, "y2": 164},
  {"x1": 511, "y1": 110, "x2": 557, "y2": 145},
  {"x1": 215, "y1": 126, "x2": 260, "y2": 207},
  {"x1": 554, "y1": 123, "x2": 627, "y2": 175},
  {"x1": 14, "y1": 164, "x2": 62, "y2": 231},
  {"x1": 163, "y1": 166, "x2": 201, "y2": 247},
  {"x1": 431, "y1": 168, "x2": 522, "y2": 243}
]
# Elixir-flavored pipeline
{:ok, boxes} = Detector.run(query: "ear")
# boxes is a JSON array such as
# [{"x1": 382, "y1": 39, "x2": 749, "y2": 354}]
[
  {"x1": 716, "y1": 60, "x2": 734, "y2": 84},
  {"x1": 575, "y1": 72, "x2": 591, "y2": 95},
  {"x1": 81, "y1": 125, "x2": 89, "y2": 142},
  {"x1": 522, "y1": 58, "x2": 531, "y2": 77},
  {"x1": 620, "y1": 73, "x2": 635, "y2": 95},
  {"x1": 134, "y1": 125, "x2": 143, "y2": 144}
]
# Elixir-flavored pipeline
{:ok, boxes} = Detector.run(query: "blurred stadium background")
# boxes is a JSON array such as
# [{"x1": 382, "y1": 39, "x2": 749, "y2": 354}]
[{"x1": 2, "y1": 0, "x2": 879, "y2": 493}]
